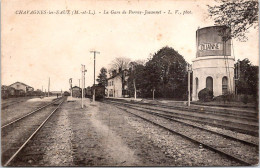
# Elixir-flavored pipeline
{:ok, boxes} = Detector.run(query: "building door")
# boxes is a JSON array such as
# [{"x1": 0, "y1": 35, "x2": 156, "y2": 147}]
[{"x1": 206, "y1": 77, "x2": 213, "y2": 91}]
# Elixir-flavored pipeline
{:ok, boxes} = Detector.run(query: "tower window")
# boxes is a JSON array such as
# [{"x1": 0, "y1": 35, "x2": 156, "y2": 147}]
[
  {"x1": 222, "y1": 76, "x2": 228, "y2": 94},
  {"x1": 206, "y1": 77, "x2": 213, "y2": 91}
]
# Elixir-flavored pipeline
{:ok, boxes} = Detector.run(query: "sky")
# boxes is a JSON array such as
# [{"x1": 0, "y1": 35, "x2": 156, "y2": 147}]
[{"x1": 1, "y1": 0, "x2": 259, "y2": 91}]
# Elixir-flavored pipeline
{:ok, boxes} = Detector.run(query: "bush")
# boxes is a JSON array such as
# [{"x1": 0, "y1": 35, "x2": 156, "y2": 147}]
[
  {"x1": 198, "y1": 88, "x2": 213, "y2": 102},
  {"x1": 242, "y1": 94, "x2": 249, "y2": 104}
]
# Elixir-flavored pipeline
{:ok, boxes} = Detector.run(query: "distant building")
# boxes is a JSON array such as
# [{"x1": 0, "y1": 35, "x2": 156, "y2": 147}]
[
  {"x1": 106, "y1": 69, "x2": 130, "y2": 98},
  {"x1": 51, "y1": 91, "x2": 62, "y2": 96},
  {"x1": 9, "y1": 82, "x2": 34, "y2": 93},
  {"x1": 71, "y1": 86, "x2": 82, "y2": 98}
]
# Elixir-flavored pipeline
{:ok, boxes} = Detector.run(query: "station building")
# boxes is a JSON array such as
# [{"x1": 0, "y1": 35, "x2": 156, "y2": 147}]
[
  {"x1": 192, "y1": 26, "x2": 235, "y2": 101},
  {"x1": 106, "y1": 69, "x2": 129, "y2": 98},
  {"x1": 71, "y1": 86, "x2": 82, "y2": 98},
  {"x1": 9, "y1": 81, "x2": 34, "y2": 93}
]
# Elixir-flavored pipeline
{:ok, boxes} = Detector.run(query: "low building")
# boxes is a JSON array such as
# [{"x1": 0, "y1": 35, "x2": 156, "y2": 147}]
[
  {"x1": 15, "y1": 89, "x2": 25, "y2": 97},
  {"x1": 71, "y1": 86, "x2": 82, "y2": 98},
  {"x1": 9, "y1": 82, "x2": 34, "y2": 93},
  {"x1": 106, "y1": 69, "x2": 130, "y2": 98}
]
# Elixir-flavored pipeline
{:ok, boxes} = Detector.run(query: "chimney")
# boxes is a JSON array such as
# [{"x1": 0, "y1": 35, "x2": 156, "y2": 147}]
[{"x1": 112, "y1": 70, "x2": 117, "y2": 76}]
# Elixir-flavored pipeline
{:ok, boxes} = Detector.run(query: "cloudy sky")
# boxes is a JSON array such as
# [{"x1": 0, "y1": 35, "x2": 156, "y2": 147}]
[{"x1": 2, "y1": 0, "x2": 259, "y2": 91}]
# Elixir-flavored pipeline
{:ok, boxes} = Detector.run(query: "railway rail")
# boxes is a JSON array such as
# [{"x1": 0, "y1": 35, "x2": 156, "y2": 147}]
[
  {"x1": 107, "y1": 98, "x2": 258, "y2": 119},
  {"x1": 103, "y1": 100, "x2": 258, "y2": 166},
  {"x1": 104, "y1": 99, "x2": 258, "y2": 136},
  {"x1": 1, "y1": 97, "x2": 61, "y2": 128},
  {"x1": 1, "y1": 97, "x2": 66, "y2": 166}
]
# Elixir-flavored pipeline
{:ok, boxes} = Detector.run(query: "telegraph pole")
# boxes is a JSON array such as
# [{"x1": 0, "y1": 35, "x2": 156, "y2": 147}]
[
  {"x1": 90, "y1": 50, "x2": 100, "y2": 102},
  {"x1": 69, "y1": 78, "x2": 73, "y2": 99},
  {"x1": 48, "y1": 77, "x2": 50, "y2": 97},
  {"x1": 81, "y1": 65, "x2": 84, "y2": 108},
  {"x1": 152, "y1": 88, "x2": 155, "y2": 100},
  {"x1": 81, "y1": 65, "x2": 87, "y2": 108},
  {"x1": 131, "y1": 65, "x2": 137, "y2": 100},
  {"x1": 187, "y1": 64, "x2": 192, "y2": 106},
  {"x1": 79, "y1": 79, "x2": 80, "y2": 88}
]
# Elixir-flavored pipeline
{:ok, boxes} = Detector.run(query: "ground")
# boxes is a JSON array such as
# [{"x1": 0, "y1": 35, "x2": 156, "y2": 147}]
[
  {"x1": 3, "y1": 97, "x2": 254, "y2": 166},
  {"x1": 31, "y1": 98, "x2": 178, "y2": 166}
]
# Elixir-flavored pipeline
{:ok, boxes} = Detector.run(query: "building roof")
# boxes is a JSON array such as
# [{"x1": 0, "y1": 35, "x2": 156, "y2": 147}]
[
  {"x1": 107, "y1": 69, "x2": 129, "y2": 80},
  {"x1": 9, "y1": 81, "x2": 33, "y2": 88},
  {"x1": 72, "y1": 86, "x2": 82, "y2": 89}
]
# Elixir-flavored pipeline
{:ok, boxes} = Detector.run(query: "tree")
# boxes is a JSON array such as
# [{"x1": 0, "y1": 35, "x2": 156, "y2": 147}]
[
  {"x1": 109, "y1": 57, "x2": 131, "y2": 92},
  {"x1": 109, "y1": 57, "x2": 131, "y2": 73},
  {"x1": 128, "y1": 61, "x2": 146, "y2": 98},
  {"x1": 96, "y1": 67, "x2": 108, "y2": 87},
  {"x1": 235, "y1": 59, "x2": 258, "y2": 99},
  {"x1": 208, "y1": 0, "x2": 258, "y2": 41},
  {"x1": 142, "y1": 46, "x2": 188, "y2": 99}
]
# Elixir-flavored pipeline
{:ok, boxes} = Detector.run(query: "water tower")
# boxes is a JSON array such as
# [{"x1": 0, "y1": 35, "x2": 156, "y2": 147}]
[{"x1": 192, "y1": 26, "x2": 235, "y2": 101}]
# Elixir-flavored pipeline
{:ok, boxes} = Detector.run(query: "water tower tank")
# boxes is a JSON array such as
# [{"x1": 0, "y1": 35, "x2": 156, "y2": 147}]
[{"x1": 192, "y1": 26, "x2": 235, "y2": 101}]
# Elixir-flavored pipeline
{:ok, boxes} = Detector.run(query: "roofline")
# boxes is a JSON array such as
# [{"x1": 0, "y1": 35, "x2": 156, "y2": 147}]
[
  {"x1": 9, "y1": 81, "x2": 33, "y2": 88},
  {"x1": 107, "y1": 69, "x2": 130, "y2": 80}
]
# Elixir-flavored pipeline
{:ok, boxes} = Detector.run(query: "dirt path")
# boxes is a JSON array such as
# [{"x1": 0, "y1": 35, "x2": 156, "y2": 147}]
[{"x1": 64, "y1": 98, "x2": 142, "y2": 166}]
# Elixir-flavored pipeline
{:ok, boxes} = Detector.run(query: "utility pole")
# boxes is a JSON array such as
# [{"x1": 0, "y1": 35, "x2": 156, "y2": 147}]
[
  {"x1": 79, "y1": 79, "x2": 80, "y2": 88},
  {"x1": 131, "y1": 65, "x2": 137, "y2": 100},
  {"x1": 48, "y1": 77, "x2": 50, "y2": 97},
  {"x1": 81, "y1": 65, "x2": 87, "y2": 108},
  {"x1": 90, "y1": 50, "x2": 100, "y2": 102},
  {"x1": 69, "y1": 78, "x2": 73, "y2": 99},
  {"x1": 187, "y1": 64, "x2": 192, "y2": 106},
  {"x1": 84, "y1": 67, "x2": 86, "y2": 97},
  {"x1": 152, "y1": 88, "x2": 155, "y2": 100}
]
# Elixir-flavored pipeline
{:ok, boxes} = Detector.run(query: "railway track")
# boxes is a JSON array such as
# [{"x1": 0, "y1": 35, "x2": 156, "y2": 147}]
[
  {"x1": 1, "y1": 97, "x2": 35, "y2": 109},
  {"x1": 104, "y1": 99, "x2": 258, "y2": 136},
  {"x1": 1, "y1": 97, "x2": 66, "y2": 166},
  {"x1": 107, "y1": 98, "x2": 258, "y2": 120},
  {"x1": 103, "y1": 100, "x2": 258, "y2": 166},
  {"x1": 1, "y1": 97, "x2": 61, "y2": 128}
]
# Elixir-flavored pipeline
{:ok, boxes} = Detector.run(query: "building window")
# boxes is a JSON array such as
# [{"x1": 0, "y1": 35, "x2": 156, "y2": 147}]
[
  {"x1": 222, "y1": 76, "x2": 228, "y2": 95},
  {"x1": 112, "y1": 81, "x2": 113, "y2": 86},
  {"x1": 206, "y1": 76, "x2": 213, "y2": 91}
]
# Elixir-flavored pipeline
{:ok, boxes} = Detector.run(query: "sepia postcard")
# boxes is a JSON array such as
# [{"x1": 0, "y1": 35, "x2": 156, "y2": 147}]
[{"x1": 1, "y1": 0, "x2": 259, "y2": 166}]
